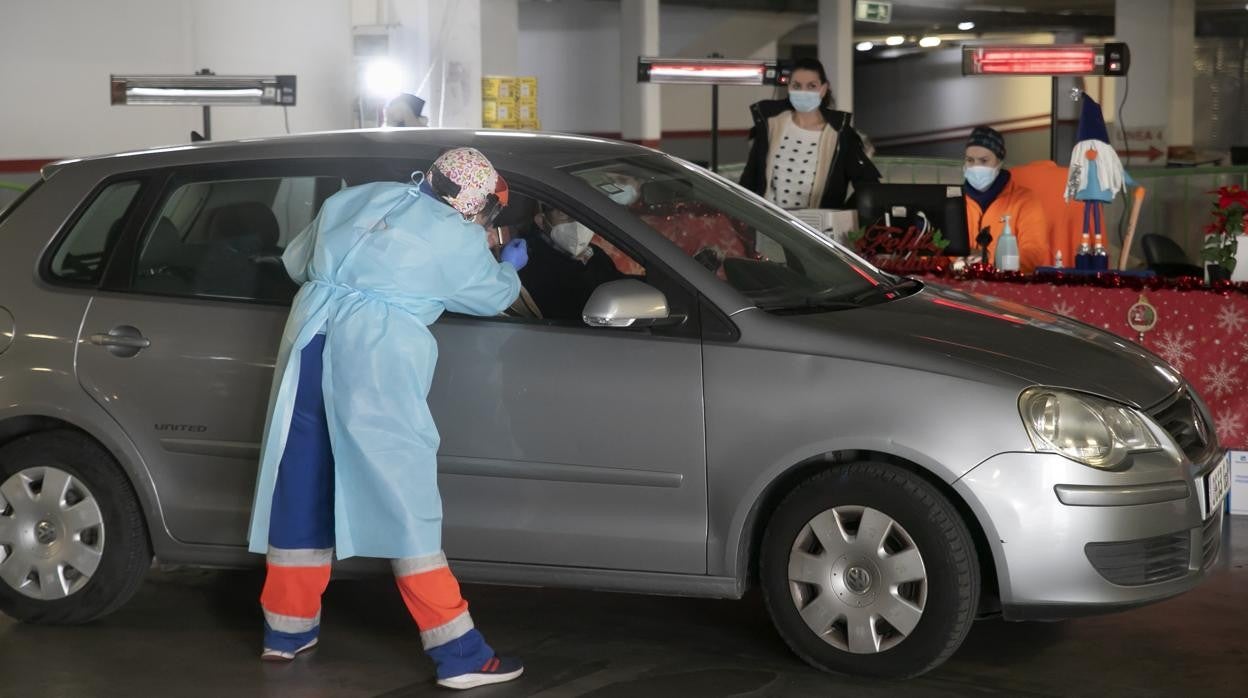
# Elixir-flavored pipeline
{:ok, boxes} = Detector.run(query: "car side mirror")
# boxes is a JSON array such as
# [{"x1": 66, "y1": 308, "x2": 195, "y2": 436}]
[{"x1": 582, "y1": 279, "x2": 684, "y2": 329}]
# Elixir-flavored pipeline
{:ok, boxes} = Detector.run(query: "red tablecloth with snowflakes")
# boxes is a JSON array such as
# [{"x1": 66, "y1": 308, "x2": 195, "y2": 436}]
[{"x1": 934, "y1": 278, "x2": 1248, "y2": 449}]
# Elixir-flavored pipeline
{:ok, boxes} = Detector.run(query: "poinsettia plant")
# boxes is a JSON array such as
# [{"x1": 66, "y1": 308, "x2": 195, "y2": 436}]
[{"x1": 1202, "y1": 184, "x2": 1248, "y2": 272}]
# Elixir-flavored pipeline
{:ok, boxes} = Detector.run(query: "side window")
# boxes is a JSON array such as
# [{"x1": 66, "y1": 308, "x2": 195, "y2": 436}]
[
  {"x1": 49, "y1": 180, "x2": 142, "y2": 285},
  {"x1": 496, "y1": 191, "x2": 645, "y2": 324},
  {"x1": 130, "y1": 175, "x2": 344, "y2": 303}
]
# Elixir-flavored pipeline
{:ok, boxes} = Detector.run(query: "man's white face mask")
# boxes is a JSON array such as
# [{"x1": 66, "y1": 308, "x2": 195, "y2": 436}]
[{"x1": 550, "y1": 221, "x2": 595, "y2": 258}]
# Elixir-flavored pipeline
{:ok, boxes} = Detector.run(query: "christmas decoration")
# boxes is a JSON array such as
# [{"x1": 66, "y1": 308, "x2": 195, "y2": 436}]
[
  {"x1": 1065, "y1": 94, "x2": 1127, "y2": 271},
  {"x1": 894, "y1": 263, "x2": 1248, "y2": 296},
  {"x1": 925, "y1": 275, "x2": 1248, "y2": 448},
  {"x1": 1127, "y1": 293, "x2": 1157, "y2": 342},
  {"x1": 1201, "y1": 184, "x2": 1248, "y2": 280}
]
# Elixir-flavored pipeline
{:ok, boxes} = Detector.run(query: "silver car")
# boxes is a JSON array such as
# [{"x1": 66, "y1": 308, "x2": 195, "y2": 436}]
[{"x1": 0, "y1": 130, "x2": 1227, "y2": 678}]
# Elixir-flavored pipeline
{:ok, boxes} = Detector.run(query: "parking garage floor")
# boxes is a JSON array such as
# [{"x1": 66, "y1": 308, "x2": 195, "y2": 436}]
[{"x1": 2, "y1": 517, "x2": 1245, "y2": 697}]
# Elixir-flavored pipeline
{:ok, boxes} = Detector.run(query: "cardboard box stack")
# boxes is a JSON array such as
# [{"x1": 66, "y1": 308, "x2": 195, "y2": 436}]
[{"x1": 482, "y1": 75, "x2": 539, "y2": 130}]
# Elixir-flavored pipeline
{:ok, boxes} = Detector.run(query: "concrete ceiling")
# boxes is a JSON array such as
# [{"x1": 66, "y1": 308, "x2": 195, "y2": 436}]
[{"x1": 660, "y1": 0, "x2": 1248, "y2": 37}]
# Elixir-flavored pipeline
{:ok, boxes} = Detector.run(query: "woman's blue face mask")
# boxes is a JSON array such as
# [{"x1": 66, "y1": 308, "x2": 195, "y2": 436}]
[{"x1": 788, "y1": 90, "x2": 822, "y2": 113}]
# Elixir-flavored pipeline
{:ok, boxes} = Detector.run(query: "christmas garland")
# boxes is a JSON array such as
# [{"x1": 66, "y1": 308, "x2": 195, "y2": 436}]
[{"x1": 907, "y1": 264, "x2": 1248, "y2": 296}]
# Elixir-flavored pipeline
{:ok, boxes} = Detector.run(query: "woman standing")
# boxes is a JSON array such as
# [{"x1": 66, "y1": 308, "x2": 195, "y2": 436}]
[
  {"x1": 739, "y1": 57, "x2": 880, "y2": 210},
  {"x1": 247, "y1": 148, "x2": 529, "y2": 690}
]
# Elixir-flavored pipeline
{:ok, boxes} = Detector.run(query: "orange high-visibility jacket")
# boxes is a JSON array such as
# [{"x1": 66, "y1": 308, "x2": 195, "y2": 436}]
[
  {"x1": 1010, "y1": 160, "x2": 1086, "y2": 266},
  {"x1": 964, "y1": 177, "x2": 1051, "y2": 273}
]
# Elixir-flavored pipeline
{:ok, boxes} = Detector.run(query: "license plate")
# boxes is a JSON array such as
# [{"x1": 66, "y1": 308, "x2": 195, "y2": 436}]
[{"x1": 1204, "y1": 453, "x2": 1231, "y2": 519}]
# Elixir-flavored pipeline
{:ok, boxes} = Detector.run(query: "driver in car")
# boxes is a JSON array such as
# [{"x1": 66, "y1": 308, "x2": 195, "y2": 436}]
[{"x1": 519, "y1": 204, "x2": 626, "y2": 321}]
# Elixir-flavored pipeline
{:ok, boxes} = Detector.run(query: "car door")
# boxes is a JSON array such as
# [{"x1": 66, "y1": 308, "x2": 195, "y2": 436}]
[
  {"x1": 73, "y1": 160, "x2": 352, "y2": 546},
  {"x1": 431, "y1": 181, "x2": 709, "y2": 574}
]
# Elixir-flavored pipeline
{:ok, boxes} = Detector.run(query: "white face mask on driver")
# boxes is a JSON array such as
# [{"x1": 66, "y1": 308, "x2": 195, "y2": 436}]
[{"x1": 550, "y1": 221, "x2": 595, "y2": 257}]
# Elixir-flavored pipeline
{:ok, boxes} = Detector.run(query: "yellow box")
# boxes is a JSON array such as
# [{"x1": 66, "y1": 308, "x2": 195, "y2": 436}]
[
  {"x1": 482, "y1": 99, "x2": 520, "y2": 125},
  {"x1": 482, "y1": 76, "x2": 517, "y2": 100},
  {"x1": 518, "y1": 119, "x2": 541, "y2": 131},
  {"x1": 517, "y1": 77, "x2": 538, "y2": 100},
  {"x1": 516, "y1": 101, "x2": 538, "y2": 123}
]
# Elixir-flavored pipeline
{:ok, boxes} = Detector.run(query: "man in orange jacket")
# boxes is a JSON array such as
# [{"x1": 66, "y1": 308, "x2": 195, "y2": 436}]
[{"x1": 962, "y1": 126, "x2": 1050, "y2": 273}]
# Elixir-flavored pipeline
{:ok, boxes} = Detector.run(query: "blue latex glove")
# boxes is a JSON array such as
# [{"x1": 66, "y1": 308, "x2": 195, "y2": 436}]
[{"x1": 500, "y1": 238, "x2": 528, "y2": 271}]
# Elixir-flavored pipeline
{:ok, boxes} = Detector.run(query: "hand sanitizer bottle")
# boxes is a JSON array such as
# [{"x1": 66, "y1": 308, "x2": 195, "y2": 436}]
[{"x1": 995, "y1": 214, "x2": 1021, "y2": 271}]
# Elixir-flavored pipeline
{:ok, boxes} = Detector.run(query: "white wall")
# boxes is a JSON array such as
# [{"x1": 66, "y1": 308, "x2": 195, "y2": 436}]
[
  {"x1": 0, "y1": 0, "x2": 353, "y2": 160},
  {"x1": 855, "y1": 49, "x2": 1051, "y2": 148},
  {"x1": 518, "y1": 0, "x2": 621, "y2": 132},
  {"x1": 853, "y1": 43, "x2": 1123, "y2": 163},
  {"x1": 516, "y1": 1, "x2": 791, "y2": 135}
]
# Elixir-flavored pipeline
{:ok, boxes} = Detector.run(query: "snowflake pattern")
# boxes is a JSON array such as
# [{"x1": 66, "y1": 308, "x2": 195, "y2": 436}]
[
  {"x1": 1216, "y1": 410, "x2": 1245, "y2": 444},
  {"x1": 1154, "y1": 330, "x2": 1195, "y2": 371},
  {"x1": 1051, "y1": 300, "x2": 1076, "y2": 317},
  {"x1": 1217, "y1": 303, "x2": 1247, "y2": 333},
  {"x1": 1240, "y1": 336, "x2": 1248, "y2": 363},
  {"x1": 1202, "y1": 360, "x2": 1242, "y2": 399}
]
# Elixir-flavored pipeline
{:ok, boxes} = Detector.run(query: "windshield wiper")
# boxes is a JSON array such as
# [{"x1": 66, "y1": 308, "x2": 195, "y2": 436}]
[
  {"x1": 848, "y1": 276, "x2": 923, "y2": 305},
  {"x1": 759, "y1": 298, "x2": 862, "y2": 314}
]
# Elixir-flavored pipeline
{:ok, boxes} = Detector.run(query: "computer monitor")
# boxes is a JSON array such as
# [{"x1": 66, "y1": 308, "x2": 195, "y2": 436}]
[{"x1": 855, "y1": 182, "x2": 971, "y2": 257}]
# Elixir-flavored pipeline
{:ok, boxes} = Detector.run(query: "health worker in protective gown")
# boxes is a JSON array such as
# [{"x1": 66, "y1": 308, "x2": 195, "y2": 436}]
[{"x1": 246, "y1": 147, "x2": 529, "y2": 690}]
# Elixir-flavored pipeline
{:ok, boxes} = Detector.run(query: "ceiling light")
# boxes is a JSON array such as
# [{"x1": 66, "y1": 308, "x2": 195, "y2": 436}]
[
  {"x1": 958, "y1": 21, "x2": 976, "y2": 31},
  {"x1": 919, "y1": 36, "x2": 942, "y2": 48},
  {"x1": 885, "y1": 35, "x2": 905, "y2": 46},
  {"x1": 856, "y1": 41, "x2": 874, "y2": 51}
]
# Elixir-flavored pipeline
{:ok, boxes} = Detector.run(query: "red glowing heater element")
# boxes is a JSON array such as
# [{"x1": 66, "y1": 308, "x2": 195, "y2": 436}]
[
  {"x1": 973, "y1": 48, "x2": 1095, "y2": 75},
  {"x1": 647, "y1": 63, "x2": 765, "y2": 84},
  {"x1": 961, "y1": 43, "x2": 1129, "y2": 77},
  {"x1": 637, "y1": 57, "x2": 789, "y2": 86}
]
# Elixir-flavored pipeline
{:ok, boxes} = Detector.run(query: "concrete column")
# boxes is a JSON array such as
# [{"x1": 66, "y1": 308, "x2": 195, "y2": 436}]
[
  {"x1": 1167, "y1": 0, "x2": 1195, "y2": 149},
  {"x1": 620, "y1": 0, "x2": 660, "y2": 146},
  {"x1": 1114, "y1": 0, "x2": 1172, "y2": 159},
  {"x1": 389, "y1": 0, "x2": 483, "y2": 128},
  {"x1": 817, "y1": 0, "x2": 853, "y2": 112},
  {"x1": 482, "y1": 0, "x2": 519, "y2": 76}
]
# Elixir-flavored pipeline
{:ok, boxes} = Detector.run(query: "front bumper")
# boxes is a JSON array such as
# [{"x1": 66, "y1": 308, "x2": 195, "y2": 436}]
[{"x1": 953, "y1": 450, "x2": 1224, "y2": 620}]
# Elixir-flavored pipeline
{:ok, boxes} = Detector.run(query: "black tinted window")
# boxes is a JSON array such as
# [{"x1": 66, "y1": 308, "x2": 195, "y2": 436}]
[
  {"x1": 130, "y1": 175, "x2": 343, "y2": 303},
  {"x1": 49, "y1": 180, "x2": 142, "y2": 285}
]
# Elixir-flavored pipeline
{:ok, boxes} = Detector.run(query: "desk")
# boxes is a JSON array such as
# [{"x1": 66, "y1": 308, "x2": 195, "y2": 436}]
[{"x1": 930, "y1": 277, "x2": 1248, "y2": 449}]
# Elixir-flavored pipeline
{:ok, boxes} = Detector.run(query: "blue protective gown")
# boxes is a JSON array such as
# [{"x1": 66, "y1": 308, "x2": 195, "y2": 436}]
[{"x1": 247, "y1": 181, "x2": 520, "y2": 560}]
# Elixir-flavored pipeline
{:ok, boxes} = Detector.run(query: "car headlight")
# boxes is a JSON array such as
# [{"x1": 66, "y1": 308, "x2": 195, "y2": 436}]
[{"x1": 1018, "y1": 388, "x2": 1162, "y2": 469}]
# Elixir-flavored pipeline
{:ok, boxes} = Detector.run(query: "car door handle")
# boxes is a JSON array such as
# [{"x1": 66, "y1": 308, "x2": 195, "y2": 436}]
[{"x1": 89, "y1": 326, "x2": 150, "y2": 357}]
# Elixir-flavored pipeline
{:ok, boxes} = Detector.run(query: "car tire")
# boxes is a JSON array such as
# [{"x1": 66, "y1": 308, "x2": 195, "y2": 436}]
[
  {"x1": 0, "y1": 429, "x2": 151, "y2": 624},
  {"x1": 760, "y1": 462, "x2": 979, "y2": 679}
]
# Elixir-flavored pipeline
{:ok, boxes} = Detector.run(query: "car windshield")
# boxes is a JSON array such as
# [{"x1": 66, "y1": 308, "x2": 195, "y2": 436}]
[{"x1": 562, "y1": 154, "x2": 913, "y2": 313}]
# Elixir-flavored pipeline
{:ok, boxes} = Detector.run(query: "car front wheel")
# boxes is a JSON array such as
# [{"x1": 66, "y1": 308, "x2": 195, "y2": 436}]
[
  {"x1": 760, "y1": 462, "x2": 980, "y2": 679},
  {"x1": 0, "y1": 430, "x2": 151, "y2": 624}
]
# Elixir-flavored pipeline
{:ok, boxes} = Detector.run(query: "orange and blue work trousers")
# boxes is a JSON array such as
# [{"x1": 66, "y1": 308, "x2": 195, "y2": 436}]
[{"x1": 260, "y1": 334, "x2": 494, "y2": 678}]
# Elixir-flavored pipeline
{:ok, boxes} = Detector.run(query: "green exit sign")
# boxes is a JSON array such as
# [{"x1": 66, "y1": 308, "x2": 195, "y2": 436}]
[{"x1": 856, "y1": 1, "x2": 892, "y2": 24}]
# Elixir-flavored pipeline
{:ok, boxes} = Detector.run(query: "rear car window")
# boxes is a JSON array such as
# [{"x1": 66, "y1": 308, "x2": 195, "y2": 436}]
[
  {"x1": 130, "y1": 175, "x2": 344, "y2": 303},
  {"x1": 48, "y1": 180, "x2": 142, "y2": 285}
]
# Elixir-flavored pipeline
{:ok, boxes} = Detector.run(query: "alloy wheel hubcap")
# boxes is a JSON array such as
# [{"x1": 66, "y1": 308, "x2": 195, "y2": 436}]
[
  {"x1": 844, "y1": 566, "x2": 872, "y2": 594},
  {"x1": 34, "y1": 520, "x2": 58, "y2": 545},
  {"x1": 0, "y1": 467, "x2": 105, "y2": 600},
  {"x1": 787, "y1": 505, "x2": 928, "y2": 654}
]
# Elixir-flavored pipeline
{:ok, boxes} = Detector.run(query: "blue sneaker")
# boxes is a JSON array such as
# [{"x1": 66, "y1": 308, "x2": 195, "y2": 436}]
[{"x1": 436, "y1": 656, "x2": 524, "y2": 690}]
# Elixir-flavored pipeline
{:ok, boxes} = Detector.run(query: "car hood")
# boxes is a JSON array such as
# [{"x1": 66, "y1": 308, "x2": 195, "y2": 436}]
[{"x1": 777, "y1": 282, "x2": 1182, "y2": 409}]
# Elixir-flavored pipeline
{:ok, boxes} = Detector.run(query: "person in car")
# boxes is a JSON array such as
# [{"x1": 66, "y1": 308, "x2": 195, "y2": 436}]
[
  {"x1": 248, "y1": 147, "x2": 527, "y2": 690},
  {"x1": 519, "y1": 204, "x2": 625, "y2": 321}
]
